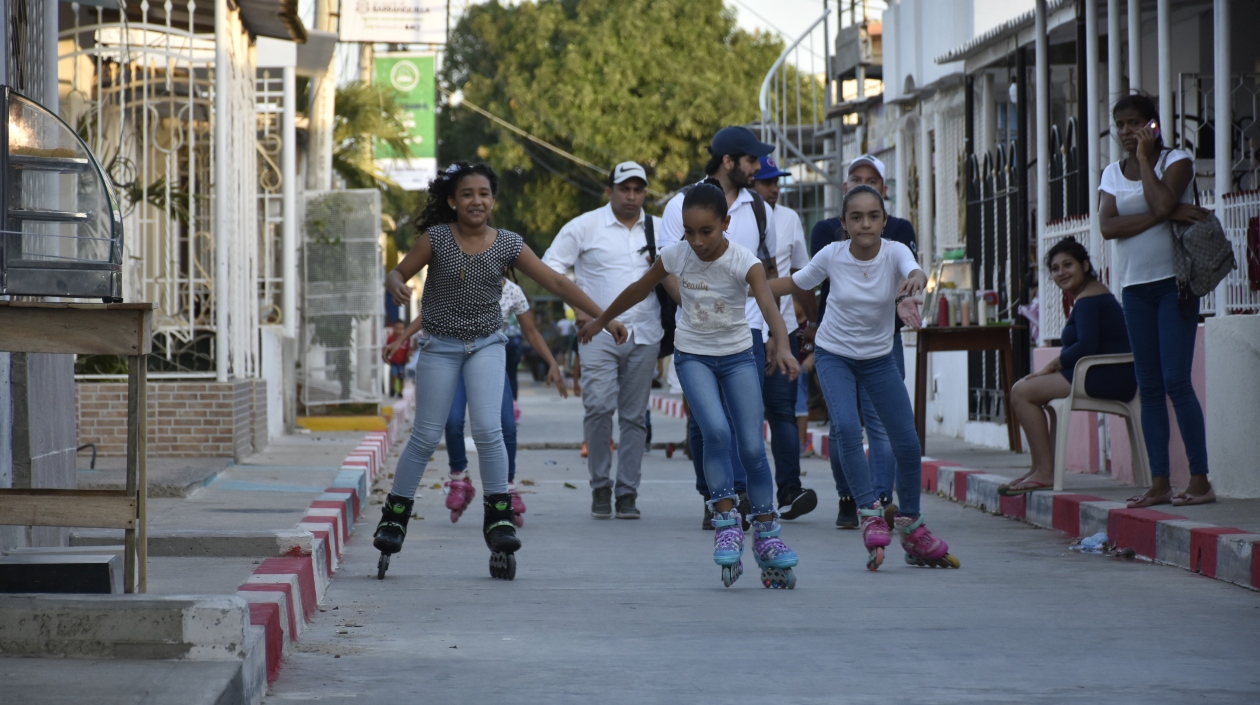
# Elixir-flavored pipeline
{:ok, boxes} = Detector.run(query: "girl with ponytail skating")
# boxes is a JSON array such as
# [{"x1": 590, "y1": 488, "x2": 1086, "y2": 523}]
[
  {"x1": 581, "y1": 183, "x2": 802, "y2": 588},
  {"x1": 770, "y1": 185, "x2": 958, "y2": 571},
  {"x1": 375, "y1": 162, "x2": 624, "y2": 580}
]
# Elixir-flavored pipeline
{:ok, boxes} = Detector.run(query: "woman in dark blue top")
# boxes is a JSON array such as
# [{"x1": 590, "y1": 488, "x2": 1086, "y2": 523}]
[{"x1": 1000, "y1": 237, "x2": 1137, "y2": 495}]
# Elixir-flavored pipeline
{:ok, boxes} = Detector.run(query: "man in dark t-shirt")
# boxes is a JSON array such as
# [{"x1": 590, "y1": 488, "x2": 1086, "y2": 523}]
[{"x1": 808, "y1": 154, "x2": 919, "y2": 528}]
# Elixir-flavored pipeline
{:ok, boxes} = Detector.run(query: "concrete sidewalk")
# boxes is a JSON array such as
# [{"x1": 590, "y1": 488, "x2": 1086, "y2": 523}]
[{"x1": 2, "y1": 399, "x2": 408, "y2": 705}]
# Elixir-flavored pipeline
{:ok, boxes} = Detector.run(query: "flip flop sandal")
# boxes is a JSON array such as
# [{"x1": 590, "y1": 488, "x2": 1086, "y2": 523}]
[
  {"x1": 1126, "y1": 491, "x2": 1172, "y2": 509},
  {"x1": 998, "y1": 480, "x2": 1053, "y2": 496},
  {"x1": 1170, "y1": 489, "x2": 1216, "y2": 506}
]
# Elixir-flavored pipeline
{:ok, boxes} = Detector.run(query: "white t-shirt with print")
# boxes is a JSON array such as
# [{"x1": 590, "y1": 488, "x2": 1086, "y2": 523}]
[
  {"x1": 792, "y1": 239, "x2": 919, "y2": 360},
  {"x1": 660, "y1": 241, "x2": 760, "y2": 357},
  {"x1": 499, "y1": 280, "x2": 530, "y2": 334},
  {"x1": 1099, "y1": 148, "x2": 1193, "y2": 288}
]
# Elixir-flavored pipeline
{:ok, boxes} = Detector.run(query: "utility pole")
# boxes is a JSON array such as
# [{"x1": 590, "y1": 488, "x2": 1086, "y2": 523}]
[{"x1": 307, "y1": 0, "x2": 337, "y2": 191}]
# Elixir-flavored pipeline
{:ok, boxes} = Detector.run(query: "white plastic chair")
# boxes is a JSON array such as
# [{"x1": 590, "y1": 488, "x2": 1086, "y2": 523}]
[{"x1": 1046, "y1": 353, "x2": 1151, "y2": 491}]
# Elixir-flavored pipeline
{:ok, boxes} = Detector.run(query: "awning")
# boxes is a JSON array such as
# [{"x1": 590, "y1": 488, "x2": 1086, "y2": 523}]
[
  {"x1": 933, "y1": 0, "x2": 1071, "y2": 66},
  {"x1": 238, "y1": 0, "x2": 308, "y2": 44}
]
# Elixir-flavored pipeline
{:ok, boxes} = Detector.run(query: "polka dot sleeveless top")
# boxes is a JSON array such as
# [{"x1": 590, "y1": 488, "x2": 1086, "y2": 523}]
[{"x1": 421, "y1": 224, "x2": 524, "y2": 340}]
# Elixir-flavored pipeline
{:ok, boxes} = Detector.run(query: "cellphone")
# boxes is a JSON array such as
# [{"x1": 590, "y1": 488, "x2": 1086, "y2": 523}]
[{"x1": 1147, "y1": 120, "x2": 1161, "y2": 139}]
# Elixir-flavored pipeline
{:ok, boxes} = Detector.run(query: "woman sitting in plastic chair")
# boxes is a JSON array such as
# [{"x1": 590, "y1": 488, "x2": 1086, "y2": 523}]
[{"x1": 1000, "y1": 237, "x2": 1137, "y2": 495}]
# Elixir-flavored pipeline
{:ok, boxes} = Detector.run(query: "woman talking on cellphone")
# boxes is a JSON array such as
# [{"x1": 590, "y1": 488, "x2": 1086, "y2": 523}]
[{"x1": 1098, "y1": 93, "x2": 1214, "y2": 508}]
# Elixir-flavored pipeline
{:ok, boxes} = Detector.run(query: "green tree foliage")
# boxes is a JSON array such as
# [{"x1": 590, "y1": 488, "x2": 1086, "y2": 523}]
[{"x1": 437, "y1": 0, "x2": 787, "y2": 253}]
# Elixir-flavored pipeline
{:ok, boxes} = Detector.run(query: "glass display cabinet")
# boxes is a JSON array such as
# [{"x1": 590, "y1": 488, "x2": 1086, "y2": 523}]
[{"x1": 2, "y1": 86, "x2": 123, "y2": 300}]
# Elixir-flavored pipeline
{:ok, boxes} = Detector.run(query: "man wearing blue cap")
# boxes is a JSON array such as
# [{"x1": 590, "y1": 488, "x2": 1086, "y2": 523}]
[
  {"x1": 659, "y1": 125, "x2": 778, "y2": 529},
  {"x1": 809, "y1": 154, "x2": 920, "y2": 529},
  {"x1": 751, "y1": 156, "x2": 819, "y2": 520}
]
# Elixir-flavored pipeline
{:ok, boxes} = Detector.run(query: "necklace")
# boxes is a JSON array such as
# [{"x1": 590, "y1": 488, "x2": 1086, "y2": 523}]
[{"x1": 452, "y1": 223, "x2": 490, "y2": 280}]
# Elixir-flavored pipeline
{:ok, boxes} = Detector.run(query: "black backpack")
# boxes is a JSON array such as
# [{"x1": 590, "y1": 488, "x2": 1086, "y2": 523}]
[{"x1": 644, "y1": 187, "x2": 774, "y2": 358}]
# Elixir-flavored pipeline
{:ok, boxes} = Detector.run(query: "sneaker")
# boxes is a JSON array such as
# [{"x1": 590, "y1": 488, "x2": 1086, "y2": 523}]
[
  {"x1": 778, "y1": 487, "x2": 818, "y2": 520},
  {"x1": 836, "y1": 495, "x2": 859, "y2": 529},
  {"x1": 590, "y1": 488, "x2": 612, "y2": 519},
  {"x1": 799, "y1": 441, "x2": 815, "y2": 458},
  {"x1": 614, "y1": 494, "x2": 640, "y2": 519},
  {"x1": 702, "y1": 501, "x2": 714, "y2": 530},
  {"x1": 736, "y1": 492, "x2": 752, "y2": 531}
]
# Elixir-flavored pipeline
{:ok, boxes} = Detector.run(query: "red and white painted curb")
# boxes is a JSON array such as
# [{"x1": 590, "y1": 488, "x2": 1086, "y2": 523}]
[
  {"x1": 922, "y1": 459, "x2": 1260, "y2": 592},
  {"x1": 238, "y1": 394, "x2": 410, "y2": 684},
  {"x1": 650, "y1": 394, "x2": 1258, "y2": 592}
]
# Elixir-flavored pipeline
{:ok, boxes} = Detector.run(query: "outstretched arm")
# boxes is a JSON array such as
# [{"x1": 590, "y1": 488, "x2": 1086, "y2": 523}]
[
  {"x1": 580, "y1": 259, "x2": 669, "y2": 345},
  {"x1": 386, "y1": 231, "x2": 432, "y2": 305},
  {"x1": 517, "y1": 309, "x2": 568, "y2": 398},
  {"x1": 382, "y1": 317, "x2": 425, "y2": 362},
  {"x1": 748, "y1": 265, "x2": 799, "y2": 381},
  {"x1": 515, "y1": 246, "x2": 611, "y2": 320},
  {"x1": 767, "y1": 275, "x2": 805, "y2": 299}
]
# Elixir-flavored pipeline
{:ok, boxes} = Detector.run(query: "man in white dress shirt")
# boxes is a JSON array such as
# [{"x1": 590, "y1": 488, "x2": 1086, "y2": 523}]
[
  {"x1": 751, "y1": 156, "x2": 819, "y2": 520},
  {"x1": 658, "y1": 126, "x2": 777, "y2": 529},
  {"x1": 543, "y1": 162, "x2": 661, "y2": 521}
]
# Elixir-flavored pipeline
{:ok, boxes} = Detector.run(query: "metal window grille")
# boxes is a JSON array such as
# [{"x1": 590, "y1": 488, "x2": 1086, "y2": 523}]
[{"x1": 255, "y1": 69, "x2": 284, "y2": 326}]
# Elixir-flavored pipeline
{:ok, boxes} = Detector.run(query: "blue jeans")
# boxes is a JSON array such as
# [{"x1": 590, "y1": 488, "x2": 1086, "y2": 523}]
[
  {"x1": 815, "y1": 348, "x2": 923, "y2": 516},
  {"x1": 675, "y1": 348, "x2": 776, "y2": 516},
  {"x1": 505, "y1": 334, "x2": 523, "y2": 400},
  {"x1": 445, "y1": 371, "x2": 517, "y2": 482},
  {"x1": 764, "y1": 335, "x2": 803, "y2": 503},
  {"x1": 1121, "y1": 278, "x2": 1209, "y2": 478},
  {"x1": 688, "y1": 330, "x2": 765, "y2": 497},
  {"x1": 832, "y1": 334, "x2": 906, "y2": 500},
  {"x1": 392, "y1": 332, "x2": 509, "y2": 498}
]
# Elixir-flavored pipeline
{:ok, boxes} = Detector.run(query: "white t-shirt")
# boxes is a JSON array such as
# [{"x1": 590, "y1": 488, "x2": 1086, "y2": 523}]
[
  {"x1": 660, "y1": 240, "x2": 760, "y2": 357},
  {"x1": 771, "y1": 203, "x2": 809, "y2": 330},
  {"x1": 661, "y1": 186, "x2": 776, "y2": 332},
  {"x1": 1099, "y1": 149, "x2": 1193, "y2": 288},
  {"x1": 792, "y1": 240, "x2": 919, "y2": 360}
]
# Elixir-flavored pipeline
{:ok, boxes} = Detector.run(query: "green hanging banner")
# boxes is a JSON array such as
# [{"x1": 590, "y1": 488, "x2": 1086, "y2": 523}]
[{"x1": 374, "y1": 52, "x2": 437, "y2": 191}]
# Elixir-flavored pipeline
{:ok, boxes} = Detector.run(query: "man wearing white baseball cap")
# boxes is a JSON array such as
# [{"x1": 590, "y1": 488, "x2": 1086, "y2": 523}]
[
  {"x1": 808, "y1": 154, "x2": 920, "y2": 529},
  {"x1": 543, "y1": 162, "x2": 662, "y2": 520}
]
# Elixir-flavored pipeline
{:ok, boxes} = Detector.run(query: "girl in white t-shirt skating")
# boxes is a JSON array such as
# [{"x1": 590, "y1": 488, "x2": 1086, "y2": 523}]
[
  {"x1": 771, "y1": 185, "x2": 958, "y2": 571},
  {"x1": 581, "y1": 183, "x2": 802, "y2": 589}
]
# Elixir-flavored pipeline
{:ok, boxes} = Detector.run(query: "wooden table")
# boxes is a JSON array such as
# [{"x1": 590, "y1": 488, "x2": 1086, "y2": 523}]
[
  {"x1": 0, "y1": 301, "x2": 153, "y2": 592},
  {"x1": 909, "y1": 324, "x2": 1025, "y2": 454}
]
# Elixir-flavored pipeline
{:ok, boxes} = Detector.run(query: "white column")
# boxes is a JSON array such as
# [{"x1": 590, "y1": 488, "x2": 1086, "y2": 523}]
[
  {"x1": 918, "y1": 112, "x2": 934, "y2": 272},
  {"x1": 1127, "y1": 0, "x2": 1142, "y2": 92},
  {"x1": 1086, "y1": 0, "x2": 1102, "y2": 259},
  {"x1": 1214, "y1": 0, "x2": 1232, "y2": 314},
  {"x1": 282, "y1": 66, "x2": 298, "y2": 338},
  {"x1": 1108, "y1": 0, "x2": 1123, "y2": 164},
  {"x1": 895, "y1": 126, "x2": 908, "y2": 220},
  {"x1": 1035, "y1": 1, "x2": 1050, "y2": 245},
  {"x1": 44, "y1": 0, "x2": 59, "y2": 111},
  {"x1": 982, "y1": 72, "x2": 997, "y2": 156},
  {"x1": 934, "y1": 110, "x2": 946, "y2": 252},
  {"x1": 1157, "y1": 0, "x2": 1172, "y2": 139},
  {"x1": 214, "y1": 0, "x2": 230, "y2": 382}
]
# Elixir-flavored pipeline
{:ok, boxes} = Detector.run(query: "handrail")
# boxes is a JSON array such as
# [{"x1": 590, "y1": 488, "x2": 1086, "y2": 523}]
[
  {"x1": 758, "y1": 8, "x2": 831, "y2": 135},
  {"x1": 757, "y1": 8, "x2": 837, "y2": 186}
]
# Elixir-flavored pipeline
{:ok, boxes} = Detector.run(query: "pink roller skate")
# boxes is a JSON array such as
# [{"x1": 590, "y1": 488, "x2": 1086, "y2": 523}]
[
  {"x1": 859, "y1": 503, "x2": 892, "y2": 571},
  {"x1": 508, "y1": 483, "x2": 526, "y2": 528},
  {"x1": 445, "y1": 474, "x2": 476, "y2": 523},
  {"x1": 896, "y1": 515, "x2": 961, "y2": 568}
]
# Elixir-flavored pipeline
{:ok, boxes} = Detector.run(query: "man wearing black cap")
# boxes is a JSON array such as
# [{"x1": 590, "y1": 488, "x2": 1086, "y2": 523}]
[
  {"x1": 659, "y1": 125, "x2": 778, "y2": 529},
  {"x1": 809, "y1": 154, "x2": 919, "y2": 529},
  {"x1": 544, "y1": 162, "x2": 661, "y2": 520}
]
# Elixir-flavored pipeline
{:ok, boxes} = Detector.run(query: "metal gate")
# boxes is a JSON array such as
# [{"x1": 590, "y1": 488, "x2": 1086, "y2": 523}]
[{"x1": 301, "y1": 190, "x2": 383, "y2": 407}]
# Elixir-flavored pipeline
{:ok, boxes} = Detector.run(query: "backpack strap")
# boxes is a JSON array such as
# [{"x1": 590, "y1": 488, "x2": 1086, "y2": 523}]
[
  {"x1": 748, "y1": 189, "x2": 771, "y2": 261},
  {"x1": 644, "y1": 213, "x2": 657, "y2": 261}
]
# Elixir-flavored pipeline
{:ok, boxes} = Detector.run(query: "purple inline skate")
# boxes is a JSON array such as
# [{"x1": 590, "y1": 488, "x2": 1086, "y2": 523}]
[{"x1": 896, "y1": 515, "x2": 960, "y2": 568}]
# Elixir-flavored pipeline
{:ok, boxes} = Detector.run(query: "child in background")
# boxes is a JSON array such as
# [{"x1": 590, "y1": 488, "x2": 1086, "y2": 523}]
[{"x1": 385, "y1": 321, "x2": 411, "y2": 397}]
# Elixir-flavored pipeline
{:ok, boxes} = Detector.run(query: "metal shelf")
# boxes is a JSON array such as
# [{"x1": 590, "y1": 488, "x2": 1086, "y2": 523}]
[
  {"x1": 7, "y1": 153, "x2": 92, "y2": 173},
  {"x1": 7, "y1": 208, "x2": 92, "y2": 223}
]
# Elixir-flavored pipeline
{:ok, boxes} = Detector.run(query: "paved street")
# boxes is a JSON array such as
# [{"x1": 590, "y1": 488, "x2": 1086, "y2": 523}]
[{"x1": 266, "y1": 395, "x2": 1260, "y2": 704}]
